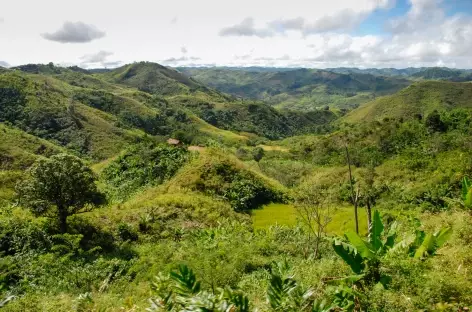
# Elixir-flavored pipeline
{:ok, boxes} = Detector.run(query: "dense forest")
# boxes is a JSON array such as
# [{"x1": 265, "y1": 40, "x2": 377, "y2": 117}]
[{"x1": 0, "y1": 62, "x2": 471, "y2": 311}]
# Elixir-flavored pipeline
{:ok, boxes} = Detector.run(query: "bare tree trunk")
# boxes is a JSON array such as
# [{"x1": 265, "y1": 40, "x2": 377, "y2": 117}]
[
  {"x1": 366, "y1": 199, "x2": 372, "y2": 235},
  {"x1": 345, "y1": 144, "x2": 359, "y2": 234},
  {"x1": 354, "y1": 186, "x2": 360, "y2": 235}
]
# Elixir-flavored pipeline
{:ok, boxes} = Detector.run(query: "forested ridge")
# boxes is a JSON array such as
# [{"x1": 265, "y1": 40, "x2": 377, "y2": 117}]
[{"x1": 0, "y1": 62, "x2": 471, "y2": 311}]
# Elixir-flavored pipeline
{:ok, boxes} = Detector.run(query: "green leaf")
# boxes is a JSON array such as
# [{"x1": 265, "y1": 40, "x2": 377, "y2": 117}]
[
  {"x1": 370, "y1": 210, "x2": 384, "y2": 252},
  {"x1": 465, "y1": 189, "x2": 472, "y2": 208},
  {"x1": 378, "y1": 275, "x2": 392, "y2": 288},
  {"x1": 433, "y1": 227, "x2": 452, "y2": 249},
  {"x1": 413, "y1": 233, "x2": 434, "y2": 259},
  {"x1": 324, "y1": 274, "x2": 365, "y2": 285},
  {"x1": 332, "y1": 239, "x2": 365, "y2": 274},
  {"x1": 384, "y1": 222, "x2": 398, "y2": 250},
  {"x1": 345, "y1": 232, "x2": 375, "y2": 259},
  {"x1": 170, "y1": 265, "x2": 201, "y2": 295},
  {"x1": 461, "y1": 177, "x2": 471, "y2": 200}
]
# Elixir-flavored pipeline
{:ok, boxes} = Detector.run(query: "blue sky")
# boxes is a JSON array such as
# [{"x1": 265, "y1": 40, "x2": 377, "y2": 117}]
[
  {"x1": 356, "y1": 0, "x2": 472, "y2": 36},
  {"x1": 355, "y1": 0, "x2": 411, "y2": 35},
  {"x1": 1, "y1": 0, "x2": 472, "y2": 68}
]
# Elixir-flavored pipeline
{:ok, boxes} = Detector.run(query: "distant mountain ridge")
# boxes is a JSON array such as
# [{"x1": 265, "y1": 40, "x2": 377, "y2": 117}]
[
  {"x1": 179, "y1": 67, "x2": 410, "y2": 110},
  {"x1": 342, "y1": 80, "x2": 472, "y2": 123}
]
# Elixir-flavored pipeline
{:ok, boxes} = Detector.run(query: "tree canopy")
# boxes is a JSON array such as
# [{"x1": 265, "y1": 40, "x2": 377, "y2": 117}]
[{"x1": 17, "y1": 153, "x2": 105, "y2": 233}]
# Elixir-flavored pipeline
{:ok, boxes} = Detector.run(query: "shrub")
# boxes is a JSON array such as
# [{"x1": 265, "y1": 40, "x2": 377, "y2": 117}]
[
  {"x1": 102, "y1": 143, "x2": 189, "y2": 199},
  {"x1": 116, "y1": 223, "x2": 138, "y2": 242}
]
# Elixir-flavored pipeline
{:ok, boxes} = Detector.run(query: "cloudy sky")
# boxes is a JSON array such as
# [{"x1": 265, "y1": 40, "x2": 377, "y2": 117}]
[{"x1": 1, "y1": 0, "x2": 472, "y2": 68}]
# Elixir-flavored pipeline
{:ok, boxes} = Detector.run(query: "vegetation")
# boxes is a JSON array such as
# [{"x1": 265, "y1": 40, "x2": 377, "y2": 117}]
[
  {"x1": 179, "y1": 68, "x2": 410, "y2": 110},
  {"x1": 342, "y1": 81, "x2": 472, "y2": 123},
  {"x1": 1, "y1": 62, "x2": 472, "y2": 311},
  {"x1": 102, "y1": 143, "x2": 189, "y2": 200},
  {"x1": 16, "y1": 154, "x2": 105, "y2": 233}
]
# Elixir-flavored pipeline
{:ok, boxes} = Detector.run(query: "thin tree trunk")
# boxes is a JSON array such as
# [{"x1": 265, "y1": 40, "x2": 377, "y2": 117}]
[
  {"x1": 366, "y1": 199, "x2": 373, "y2": 235},
  {"x1": 345, "y1": 144, "x2": 359, "y2": 234},
  {"x1": 354, "y1": 187, "x2": 360, "y2": 235}
]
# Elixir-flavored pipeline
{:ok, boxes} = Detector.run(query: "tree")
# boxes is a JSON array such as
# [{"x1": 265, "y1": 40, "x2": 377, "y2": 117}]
[
  {"x1": 17, "y1": 154, "x2": 105, "y2": 233},
  {"x1": 344, "y1": 143, "x2": 360, "y2": 234},
  {"x1": 425, "y1": 110, "x2": 447, "y2": 133},
  {"x1": 252, "y1": 147, "x2": 265, "y2": 165},
  {"x1": 295, "y1": 182, "x2": 332, "y2": 259},
  {"x1": 359, "y1": 165, "x2": 378, "y2": 234}
]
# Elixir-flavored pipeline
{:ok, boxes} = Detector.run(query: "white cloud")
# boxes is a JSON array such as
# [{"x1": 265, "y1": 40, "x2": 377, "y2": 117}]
[
  {"x1": 181, "y1": 46, "x2": 188, "y2": 54},
  {"x1": 219, "y1": 18, "x2": 274, "y2": 38},
  {"x1": 79, "y1": 51, "x2": 120, "y2": 68},
  {"x1": 42, "y1": 21, "x2": 106, "y2": 43},
  {"x1": 0, "y1": 61, "x2": 10, "y2": 68},
  {"x1": 269, "y1": 9, "x2": 370, "y2": 35},
  {"x1": 161, "y1": 56, "x2": 202, "y2": 65},
  {"x1": 2, "y1": 0, "x2": 472, "y2": 68},
  {"x1": 221, "y1": 0, "x2": 394, "y2": 37}
]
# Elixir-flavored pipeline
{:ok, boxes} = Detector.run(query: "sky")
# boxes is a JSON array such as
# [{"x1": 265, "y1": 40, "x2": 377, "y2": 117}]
[{"x1": 1, "y1": 0, "x2": 472, "y2": 69}]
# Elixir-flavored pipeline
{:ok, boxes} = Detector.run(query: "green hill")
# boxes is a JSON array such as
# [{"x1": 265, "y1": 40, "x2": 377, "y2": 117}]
[
  {"x1": 411, "y1": 67, "x2": 472, "y2": 82},
  {"x1": 164, "y1": 148, "x2": 287, "y2": 211},
  {"x1": 99, "y1": 62, "x2": 209, "y2": 96},
  {"x1": 342, "y1": 81, "x2": 472, "y2": 123},
  {"x1": 179, "y1": 67, "x2": 410, "y2": 110},
  {"x1": 96, "y1": 62, "x2": 337, "y2": 139},
  {"x1": 0, "y1": 123, "x2": 65, "y2": 170},
  {"x1": 1, "y1": 63, "x2": 338, "y2": 163},
  {"x1": 0, "y1": 71, "x2": 147, "y2": 160},
  {"x1": 2, "y1": 63, "x2": 472, "y2": 311}
]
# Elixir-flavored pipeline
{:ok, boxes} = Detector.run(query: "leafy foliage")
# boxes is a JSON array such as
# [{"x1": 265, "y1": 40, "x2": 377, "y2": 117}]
[
  {"x1": 148, "y1": 264, "x2": 250, "y2": 312},
  {"x1": 102, "y1": 143, "x2": 189, "y2": 199},
  {"x1": 16, "y1": 154, "x2": 105, "y2": 232},
  {"x1": 409, "y1": 227, "x2": 452, "y2": 259},
  {"x1": 149, "y1": 262, "x2": 334, "y2": 312},
  {"x1": 461, "y1": 176, "x2": 472, "y2": 208}
]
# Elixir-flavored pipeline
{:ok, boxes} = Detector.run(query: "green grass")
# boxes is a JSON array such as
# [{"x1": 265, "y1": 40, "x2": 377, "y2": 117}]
[
  {"x1": 252, "y1": 203, "x2": 298, "y2": 229},
  {"x1": 252, "y1": 203, "x2": 368, "y2": 235}
]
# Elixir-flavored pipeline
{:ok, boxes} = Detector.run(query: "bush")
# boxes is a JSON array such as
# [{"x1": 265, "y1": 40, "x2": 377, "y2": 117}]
[
  {"x1": 196, "y1": 162, "x2": 286, "y2": 211},
  {"x1": 116, "y1": 223, "x2": 138, "y2": 242},
  {"x1": 102, "y1": 143, "x2": 189, "y2": 199}
]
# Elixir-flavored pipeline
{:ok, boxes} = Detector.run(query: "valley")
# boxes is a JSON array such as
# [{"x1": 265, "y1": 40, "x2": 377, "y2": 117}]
[{"x1": 1, "y1": 62, "x2": 472, "y2": 311}]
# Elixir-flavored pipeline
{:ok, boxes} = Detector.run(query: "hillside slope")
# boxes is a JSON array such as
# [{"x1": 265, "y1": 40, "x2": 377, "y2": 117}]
[
  {"x1": 411, "y1": 67, "x2": 472, "y2": 82},
  {"x1": 1, "y1": 63, "x2": 338, "y2": 162},
  {"x1": 98, "y1": 62, "x2": 212, "y2": 96},
  {"x1": 179, "y1": 67, "x2": 410, "y2": 110},
  {"x1": 342, "y1": 81, "x2": 472, "y2": 123}
]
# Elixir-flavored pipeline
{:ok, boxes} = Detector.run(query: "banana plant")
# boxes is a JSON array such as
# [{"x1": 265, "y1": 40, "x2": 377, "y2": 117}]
[
  {"x1": 149, "y1": 262, "x2": 332, "y2": 312},
  {"x1": 148, "y1": 264, "x2": 250, "y2": 312},
  {"x1": 331, "y1": 210, "x2": 397, "y2": 287},
  {"x1": 267, "y1": 260, "x2": 332, "y2": 312},
  {"x1": 408, "y1": 227, "x2": 452, "y2": 259},
  {"x1": 331, "y1": 210, "x2": 452, "y2": 288},
  {"x1": 461, "y1": 176, "x2": 472, "y2": 208}
]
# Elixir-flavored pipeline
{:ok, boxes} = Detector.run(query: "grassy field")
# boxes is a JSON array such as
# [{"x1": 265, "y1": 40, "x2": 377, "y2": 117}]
[
  {"x1": 252, "y1": 203, "x2": 368, "y2": 235},
  {"x1": 251, "y1": 204, "x2": 297, "y2": 229}
]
